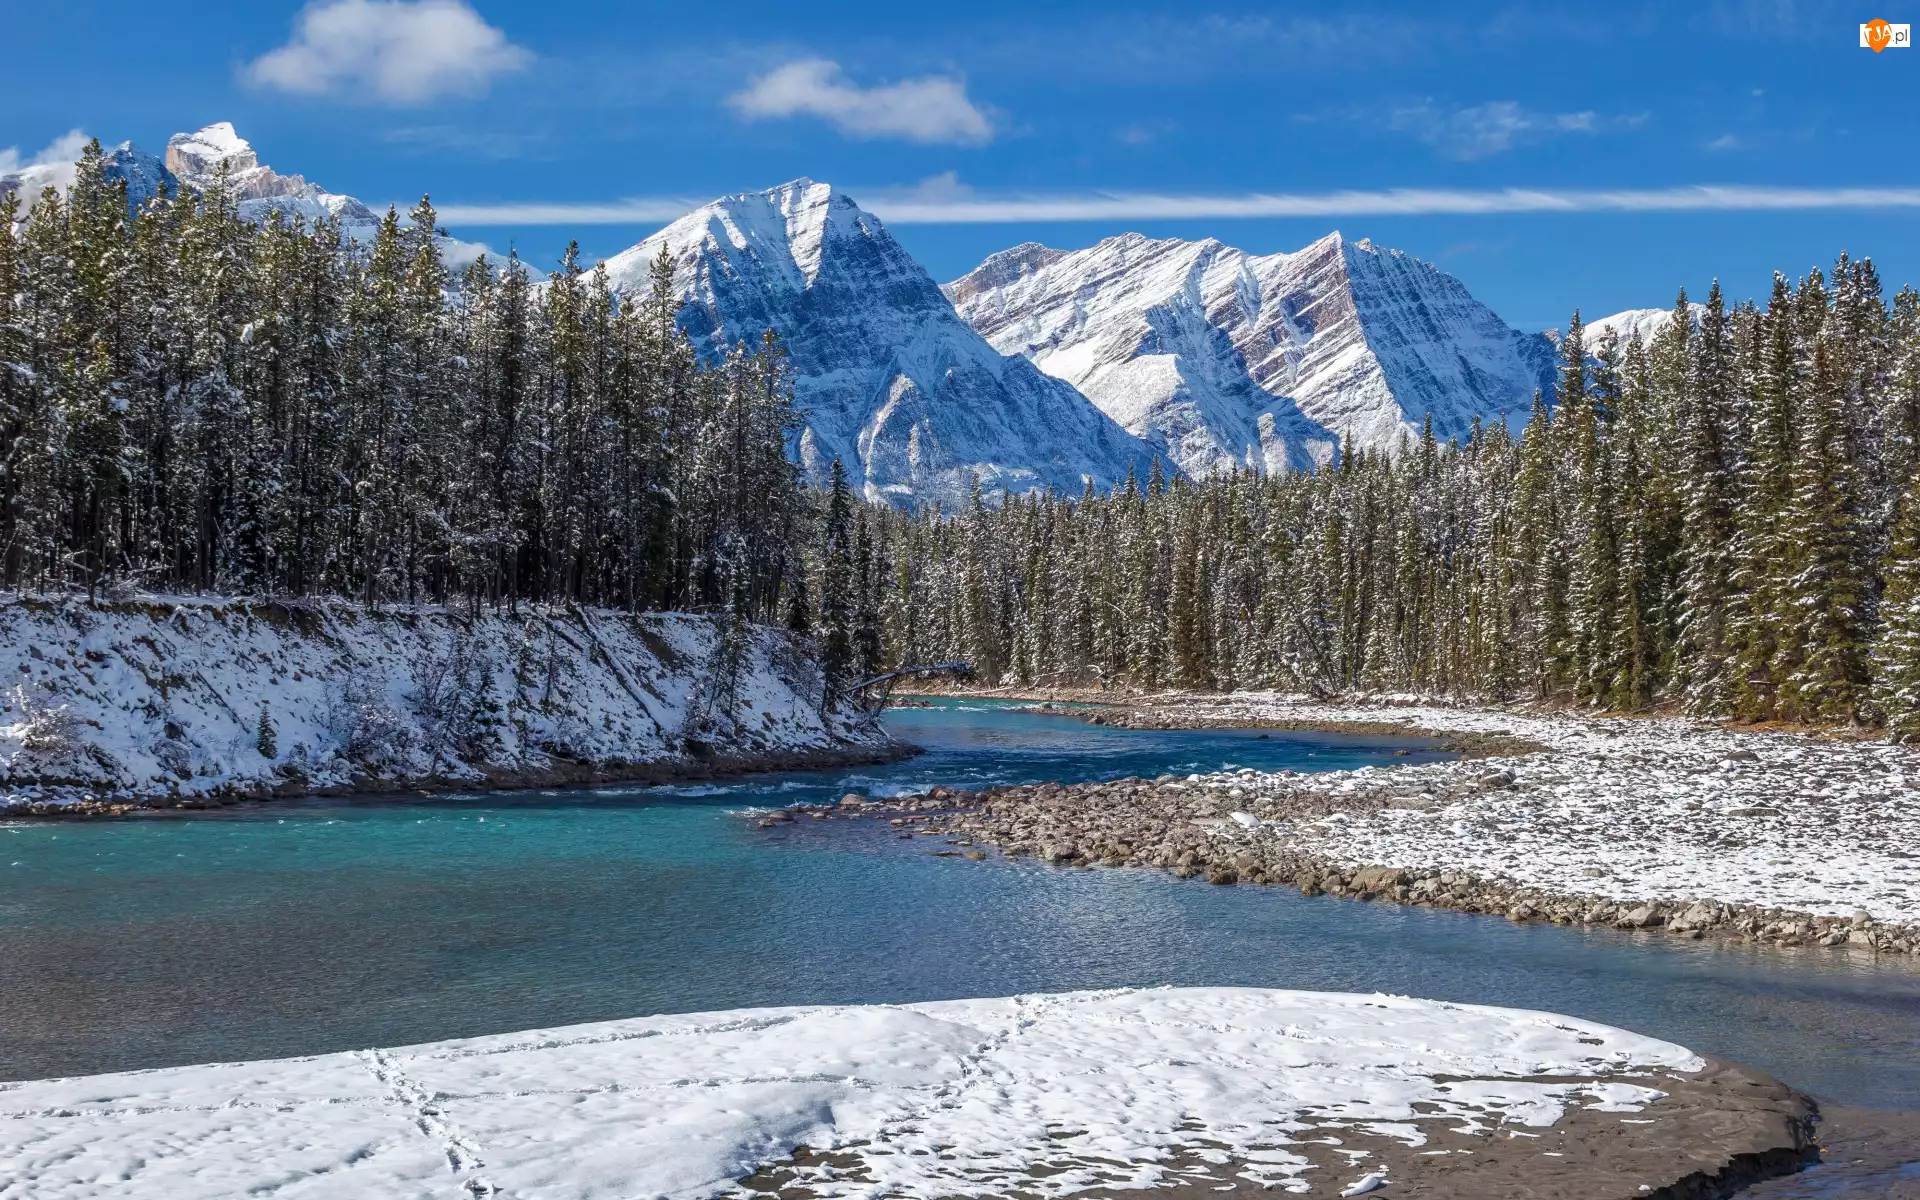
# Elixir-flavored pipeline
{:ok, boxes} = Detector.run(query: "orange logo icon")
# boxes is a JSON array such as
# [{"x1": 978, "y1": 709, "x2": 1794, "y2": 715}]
[{"x1": 1861, "y1": 18, "x2": 1911, "y2": 48}]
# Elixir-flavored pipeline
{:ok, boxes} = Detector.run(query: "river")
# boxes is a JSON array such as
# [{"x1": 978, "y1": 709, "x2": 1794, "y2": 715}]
[{"x1": 2, "y1": 699, "x2": 1916, "y2": 1112}]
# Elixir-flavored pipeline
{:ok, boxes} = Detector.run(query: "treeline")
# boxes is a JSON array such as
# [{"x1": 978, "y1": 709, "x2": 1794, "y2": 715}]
[
  {"x1": 870, "y1": 257, "x2": 1920, "y2": 733},
  {"x1": 0, "y1": 140, "x2": 807, "y2": 620}
]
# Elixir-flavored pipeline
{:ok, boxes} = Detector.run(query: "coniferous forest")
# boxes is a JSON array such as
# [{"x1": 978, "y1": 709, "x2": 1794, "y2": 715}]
[
  {"x1": 9, "y1": 144, "x2": 1920, "y2": 731},
  {"x1": 0, "y1": 142, "x2": 808, "y2": 621},
  {"x1": 869, "y1": 264, "x2": 1920, "y2": 733}
]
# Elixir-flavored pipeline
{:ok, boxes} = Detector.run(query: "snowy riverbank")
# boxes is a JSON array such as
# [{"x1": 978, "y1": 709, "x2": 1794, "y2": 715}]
[
  {"x1": 856, "y1": 693, "x2": 1920, "y2": 954},
  {"x1": 0, "y1": 986, "x2": 1814, "y2": 1199},
  {"x1": 0, "y1": 595, "x2": 894, "y2": 812}
]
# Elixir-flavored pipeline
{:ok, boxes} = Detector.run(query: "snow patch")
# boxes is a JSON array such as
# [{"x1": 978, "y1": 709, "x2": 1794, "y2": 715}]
[
  {"x1": 0, "y1": 986, "x2": 1699, "y2": 1199},
  {"x1": 0, "y1": 595, "x2": 881, "y2": 809},
  {"x1": 1174, "y1": 695, "x2": 1920, "y2": 924}
]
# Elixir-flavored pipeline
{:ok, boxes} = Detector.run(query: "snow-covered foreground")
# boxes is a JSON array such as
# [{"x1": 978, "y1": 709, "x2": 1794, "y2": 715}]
[
  {"x1": 1, "y1": 596, "x2": 882, "y2": 810},
  {"x1": 0, "y1": 987, "x2": 1704, "y2": 1200},
  {"x1": 1163, "y1": 695, "x2": 1920, "y2": 927}
]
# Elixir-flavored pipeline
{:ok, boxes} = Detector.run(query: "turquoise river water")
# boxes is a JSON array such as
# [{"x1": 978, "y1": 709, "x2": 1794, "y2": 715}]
[{"x1": 2, "y1": 699, "x2": 1916, "y2": 1110}]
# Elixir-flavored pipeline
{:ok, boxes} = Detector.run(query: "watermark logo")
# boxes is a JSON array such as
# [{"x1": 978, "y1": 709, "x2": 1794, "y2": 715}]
[{"x1": 1861, "y1": 19, "x2": 1911, "y2": 49}]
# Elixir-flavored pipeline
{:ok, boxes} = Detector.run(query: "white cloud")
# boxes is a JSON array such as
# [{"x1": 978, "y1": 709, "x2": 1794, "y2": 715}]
[
  {"x1": 1388, "y1": 101, "x2": 1622, "y2": 160},
  {"x1": 1706, "y1": 133, "x2": 1742, "y2": 151},
  {"x1": 0, "y1": 129, "x2": 90, "y2": 179},
  {"x1": 246, "y1": 0, "x2": 531, "y2": 105},
  {"x1": 898, "y1": 171, "x2": 973, "y2": 203},
  {"x1": 434, "y1": 183, "x2": 1920, "y2": 227},
  {"x1": 727, "y1": 59, "x2": 992, "y2": 145},
  {"x1": 0, "y1": 130, "x2": 92, "y2": 213},
  {"x1": 435, "y1": 198, "x2": 701, "y2": 225}
]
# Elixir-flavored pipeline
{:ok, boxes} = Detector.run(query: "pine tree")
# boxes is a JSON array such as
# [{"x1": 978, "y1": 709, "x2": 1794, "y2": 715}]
[
  {"x1": 256, "y1": 702, "x2": 278, "y2": 759},
  {"x1": 1871, "y1": 470, "x2": 1920, "y2": 737},
  {"x1": 1780, "y1": 341, "x2": 1867, "y2": 723},
  {"x1": 1728, "y1": 275, "x2": 1800, "y2": 719},
  {"x1": 1570, "y1": 326, "x2": 1624, "y2": 703},
  {"x1": 1678, "y1": 282, "x2": 1738, "y2": 713},
  {"x1": 817, "y1": 459, "x2": 856, "y2": 702}
]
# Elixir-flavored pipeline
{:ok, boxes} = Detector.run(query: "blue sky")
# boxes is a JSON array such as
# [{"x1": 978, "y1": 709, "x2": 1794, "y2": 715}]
[{"x1": 8, "y1": 0, "x2": 1917, "y2": 330}]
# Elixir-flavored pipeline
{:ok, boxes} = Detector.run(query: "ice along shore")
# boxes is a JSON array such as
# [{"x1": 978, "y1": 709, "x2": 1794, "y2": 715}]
[
  {"x1": 0, "y1": 986, "x2": 1815, "y2": 1200},
  {"x1": 829, "y1": 692, "x2": 1920, "y2": 956},
  {"x1": 0, "y1": 595, "x2": 903, "y2": 814}
]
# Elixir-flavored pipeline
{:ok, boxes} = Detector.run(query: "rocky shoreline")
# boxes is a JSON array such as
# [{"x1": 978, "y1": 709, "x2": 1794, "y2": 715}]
[
  {"x1": 778, "y1": 778, "x2": 1920, "y2": 956},
  {"x1": 771, "y1": 694, "x2": 1920, "y2": 958},
  {"x1": 3, "y1": 740, "x2": 918, "y2": 819},
  {"x1": 737, "y1": 1055, "x2": 1818, "y2": 1200},
  {"x1": 1008, "y1": 698, "x2": 1552, "y2": 758}
]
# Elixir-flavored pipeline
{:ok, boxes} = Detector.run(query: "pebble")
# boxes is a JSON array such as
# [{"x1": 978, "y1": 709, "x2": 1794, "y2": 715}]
[{"x1": 773, "y1": 698, "x2": 1920, "y2": 958}]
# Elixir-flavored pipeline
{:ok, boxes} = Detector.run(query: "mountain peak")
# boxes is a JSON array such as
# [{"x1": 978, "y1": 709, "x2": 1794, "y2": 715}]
[
  {"x1": 165, "y1": 123, "x2": 258, "y2": 179},
  {"x1": 1584, "y1": 303, "x2": 1706, "y2": 347},
  {"x1": 155, "y1": 120, "x2": 383, "y2": 238},
  {"x1": 598, "y1": 184, "x2": 1154, "y2": 505},
  {"x1": 949, "y1": 228, "x2": 1556, "y2": 473},
  {"x1": 943, "y1": 241, "x2": 1066, "y2": 306}
]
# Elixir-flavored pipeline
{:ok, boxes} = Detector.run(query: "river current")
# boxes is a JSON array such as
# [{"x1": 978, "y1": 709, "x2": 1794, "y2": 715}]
[{"x1": 3, "y1": 699, "x2": 1916, "y2": 1109}]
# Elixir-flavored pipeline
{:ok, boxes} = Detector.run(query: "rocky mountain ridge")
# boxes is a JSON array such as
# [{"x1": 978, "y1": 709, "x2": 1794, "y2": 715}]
[
  {"x1": 598, "y1": 179, "x2": 1158, "y2": 506},
  {"x1": 6, "y1": 125, "x2": 1680, "y2": 501},
  {"x1": 163, "y1": 122, "x2": 382, "y2": 242},
  {"x1": 947, "y1": 230, "x2": 1563, "y2": 478}
]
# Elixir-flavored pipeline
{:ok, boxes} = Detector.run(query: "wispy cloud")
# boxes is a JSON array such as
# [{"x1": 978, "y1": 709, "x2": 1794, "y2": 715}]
[
  {"x1": 727, "y1": 59, "x2": 993, "y2": 144},
  {"x1": 436, "y1": 198, "x2": 702, "y2": 225},
  {"x1": 0, "y1": 129, "x2": 90, "y2": 179},
  {"x1": 434, "y1": 183, "x2": 1920, "y2": 227},
  {"x1": 246, "y1": 0, "x2": 532, "y2": 105},
  {"x1": 0, "y1": 130, "x2": 92, "y2": 217},
  {"x1": 1386, "y1": 100, "x2": 1639, "y2": 160}
]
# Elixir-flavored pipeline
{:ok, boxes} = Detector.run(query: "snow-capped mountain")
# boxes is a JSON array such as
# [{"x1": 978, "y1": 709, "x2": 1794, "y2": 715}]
[
  {"x1": 947, "y1": 236, "x2": 1336, "y2": 475},
  {"x1": 1582, "y1": 303, "x2": 1706, "y2": 348},
  {"x1": 1, "y1": 140, "x2": 172, "y2": 219},
  {"x1": 948, "y1": 231, "x2": 1560, "y2": 474},
  {"x1": 165, "y1": 122, "x2": 382, "y2": 242},
  {"x1": 7, "y1": 122, "x2": 486, "y2": 264},
  {"x1": 599, "y1": 180, "x2": 1157, "y2": 506}
]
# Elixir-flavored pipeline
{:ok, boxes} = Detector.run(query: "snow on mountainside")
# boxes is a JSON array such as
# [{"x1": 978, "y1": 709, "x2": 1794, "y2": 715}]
[
  {"x1": 6, "y1": 122, "x2": 485, "y2": 264},
  {"x1": 600, "y1": 180, "x2": 1156, "y2": 506},
  {"x1": 1, "y1": 141, "x2": 173, "y2": 221},
  {"x1": 164, "y1": 122, "x2": 383, "y2": 243},
  {"x1": 949, "y1": 231, "x2": 1560, "y2": 474},
  {"x1": 947, "y1": 235, "x2": 1337, "y2": 476},
  {"x1": 1583, "y1": 303, "x2": 1707, "y2": 348}
]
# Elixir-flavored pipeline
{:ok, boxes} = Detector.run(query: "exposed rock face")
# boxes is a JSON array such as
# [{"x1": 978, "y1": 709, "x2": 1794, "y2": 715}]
[
  {"x1": 948, "y1": 231, "x2": 1561, "y2": 477},
  {"x1": 599, "y1": 180, "x2": 1158, "y2": 507},
  {"x1": 163, "y1": 122, "x2": 380, "y2": 240},
  {"x1": 948, "y1": 235, "x2": 1336, "y2": 476}
]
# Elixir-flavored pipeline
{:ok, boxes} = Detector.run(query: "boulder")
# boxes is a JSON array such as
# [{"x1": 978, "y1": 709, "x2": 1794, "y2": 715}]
[{"x1": 1350, "y1": 865, "x2": 1410, "y2": 895}]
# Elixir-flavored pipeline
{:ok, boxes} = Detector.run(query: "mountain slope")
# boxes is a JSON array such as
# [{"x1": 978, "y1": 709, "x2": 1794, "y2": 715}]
[
  {"x1": 7, "y1": 123, "x2": 485, "y2": 265},
  {"x1": 600, "y1": 180, "x2": 1157, "y2": 506},
  {"x1": 949, "y1": 231, "x2": 1559, "y2": 474},
  {"x1": 947, "y1": 234, "x2": 1337, "y2": 475},
  {"x1": 1, "y1": 141, "x2": 173, "y2": 220},
  {"x1": 164, "y1": 122, "x2": 381, "y2": 242},
  {"x1": 1583, "y1": 303, "x2": 1706, "y2": 348}
]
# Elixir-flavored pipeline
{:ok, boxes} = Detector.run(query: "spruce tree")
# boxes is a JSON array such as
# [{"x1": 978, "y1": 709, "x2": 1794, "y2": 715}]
[
  {"x1": 1728, "y1": 275, "x2": 1800, "y2": 719},
  {"x1": 1781, "y1": 341, "x2": 1867, "y2": 723},
  {"x1": 1677, "y1": 282, "x2": 1737, "y2": 713},
  {"x1": 1870, "y1": 469, "x2": 1920, "y2": 737}
]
